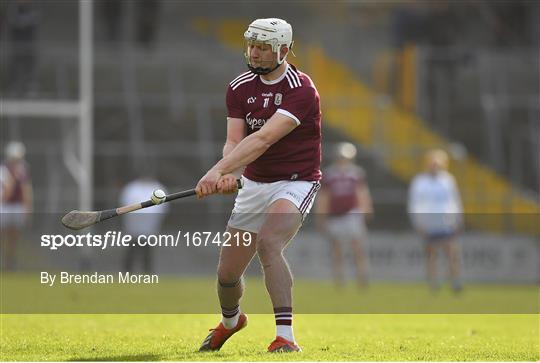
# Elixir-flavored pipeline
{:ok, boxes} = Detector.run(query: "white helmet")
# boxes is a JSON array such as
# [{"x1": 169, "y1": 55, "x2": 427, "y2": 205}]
[
  {"x1": 335, "y1": 142, "x2": 357, "y2": 160},
  {"x1": 5, "y1": 141, "x2": 26, "y2": 160},
  {"x1": 244, "y1": 18, "x2": 294, "y2": 74}
]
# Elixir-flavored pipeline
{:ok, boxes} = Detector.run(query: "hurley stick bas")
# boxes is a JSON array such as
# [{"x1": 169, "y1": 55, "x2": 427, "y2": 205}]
[{"x1": 61, "y1": 179, "x2": 242, "y2": 230}]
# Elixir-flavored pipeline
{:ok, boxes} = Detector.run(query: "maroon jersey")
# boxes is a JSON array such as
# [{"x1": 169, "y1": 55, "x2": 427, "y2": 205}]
[
  {"x1": 322, "y1": 164, "x2": 365, "y2": 215},
  {"x1": 1, "y1": 161, "x2": 29, "y2": 204},
  {"x1": 226, "y1": 63, "x2": 322, "y2": 182}
]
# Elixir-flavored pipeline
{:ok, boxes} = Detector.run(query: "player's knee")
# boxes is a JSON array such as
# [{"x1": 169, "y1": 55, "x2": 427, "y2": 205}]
[{"x1": 256, "y1": 235, "x2": 282, "y2": 264}]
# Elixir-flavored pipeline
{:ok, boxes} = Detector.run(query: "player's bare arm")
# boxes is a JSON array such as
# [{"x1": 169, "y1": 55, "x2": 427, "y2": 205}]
[
  {"x1": 356, "y1": 184, "x2": 373, "y2": 218},
  {"x1": 217, "y1": 112, "x2": 298, "y2": 172},
  {"x1": 1, "y1": 170, "x2": 15, "y2": 203},
  {"x1": 22, "y1": 181, "x2": 33, "y2": 214},
  {"x1": 196, "y1": 113, "x2": 298, "y2": 198},
  {"x1": 218, "y1": 117, "x2": 246, "y2": 194}
]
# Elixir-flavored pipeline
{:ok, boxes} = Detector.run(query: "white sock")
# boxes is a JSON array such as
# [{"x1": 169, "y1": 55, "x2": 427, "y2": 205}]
[
  {"x1": 274, "y1": 307, "x2": 295, "y2": 341},
  {"x1": 276, "y1": 325, "x2": 295, "y2": 342},
  {"x1": 221, "y1": 305, "x2": 240, "y2": 329}
]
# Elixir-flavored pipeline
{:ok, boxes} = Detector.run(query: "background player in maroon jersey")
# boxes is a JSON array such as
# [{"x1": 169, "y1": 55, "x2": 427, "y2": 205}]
[
  {"x1": 316, "y1": 142, "x2": 374, "y2": 288},
  {"x1": 195, "y1": 18, "x2": 322, "y2": 353},
  {"x1": 0, "y1": 141, "x2": 33, "y2": 271}
]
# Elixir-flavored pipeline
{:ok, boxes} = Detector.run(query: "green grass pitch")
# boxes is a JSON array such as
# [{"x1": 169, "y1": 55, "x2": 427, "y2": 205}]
[
  {"x1": 1, "y1": 277, "x2": 538, "y2": 361},
  {"x1": 1, "y1": 314, "x2": 538, "y2": 361}
]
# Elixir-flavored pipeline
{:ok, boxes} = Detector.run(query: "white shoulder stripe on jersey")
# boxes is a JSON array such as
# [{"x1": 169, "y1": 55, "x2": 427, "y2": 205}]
[
  {"x1": 230, "y1": 73, "x2": 252, "y2": 88},
  {"x1": 232, "y1": 70, "x2": 252, "y2": 82},
  {"x1": 286, "y1": 70, "x2": 300, "y2": 88},
  {"x1": 287, "y1": 68, "x2": 301, "y2": 87},
  {"x1": 230, "y1": 71, "x2": 253, "y2": 85},
  {"x1": 284, "y1": 73, "x2": 295, "y2": 89},
  {"x1": 285, "y1": 72, "x2": 297, "y2": 88},
  {"x1": 276, "y1": 108, "x2": 301, "y2": 125},
  {"x1": 230, "y1": 73, "x2": 255, "y2": 88},
  {"x1": 231, "y1": 74, "x2": 257, "y2": 90},
  {"x1": 230, "y1": 72, "x2": 255, "y2": 87},
  {"x1": 293, "y1": 72, "x2": 301, "y2": 86},
  {"x1": 292, "y1": 72, "x2": 301, "y2": 87}
]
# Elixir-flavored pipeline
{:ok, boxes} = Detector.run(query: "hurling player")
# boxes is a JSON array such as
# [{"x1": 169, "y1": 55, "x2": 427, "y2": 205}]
[{"x1": 196, "y1": 18, "x2": 322, "y2": 353}]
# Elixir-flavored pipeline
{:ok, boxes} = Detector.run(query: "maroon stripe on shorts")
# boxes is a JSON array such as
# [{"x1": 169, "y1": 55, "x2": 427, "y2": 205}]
[
  {"x1": 300, "y1": 182, "x2": 320, "y2": 214},
  {"x1": 299, "y1": 183, "x2": 317, "y2": 214}
]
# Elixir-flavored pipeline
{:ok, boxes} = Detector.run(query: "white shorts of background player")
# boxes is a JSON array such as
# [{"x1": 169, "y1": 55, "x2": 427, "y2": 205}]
[{"x1": 326, "y1": 209, "x2": 367, "y2": 242}]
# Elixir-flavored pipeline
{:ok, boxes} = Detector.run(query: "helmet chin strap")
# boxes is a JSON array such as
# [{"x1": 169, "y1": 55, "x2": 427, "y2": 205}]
[
  {"x1": 246, "y1": 46, "x2": 288, "y2": 75},
  {"x1": 247, "y1": 62, "x2": 281, "y2": 75}
]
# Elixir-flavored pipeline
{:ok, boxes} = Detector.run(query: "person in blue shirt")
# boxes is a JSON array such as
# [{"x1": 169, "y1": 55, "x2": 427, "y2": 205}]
[{"x1": 408, "y1": 149, "x2": 463, "y2": 292}]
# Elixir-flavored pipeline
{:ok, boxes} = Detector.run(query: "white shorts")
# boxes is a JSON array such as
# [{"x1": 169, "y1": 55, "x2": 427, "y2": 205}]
[
  {"x1": 0, "y1": 203, "x2": 26, "y2": 229},
  {"x1": 227, "y1": 176, "x2": 321, "y2": 234},
  {"x1": 327, "y1": 210, "x2": 367, "y2": 241}
]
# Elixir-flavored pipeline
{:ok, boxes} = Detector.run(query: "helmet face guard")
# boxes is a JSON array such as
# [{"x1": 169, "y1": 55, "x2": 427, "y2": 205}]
[
  {"x1": 243, "y1": 18, "x2": 293, "y2": 75},
  {"x1": 244, "y1": 40, "x2": 285, "y2": 75}
]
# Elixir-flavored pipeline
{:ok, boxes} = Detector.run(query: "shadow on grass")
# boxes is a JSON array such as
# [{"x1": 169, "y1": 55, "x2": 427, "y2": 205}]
[
  {"x1": 68, "y1": 354, "x2": 161, "y2": 361},
  {"x1": 70, "y1": 351, "x2": 245, "y2": 362}
]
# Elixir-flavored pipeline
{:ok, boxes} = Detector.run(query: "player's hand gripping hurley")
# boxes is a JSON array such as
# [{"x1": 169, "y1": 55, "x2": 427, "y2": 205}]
[{"x1": 61, "y1": 179, "x2": 242, "y2": 230}]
